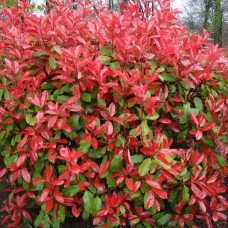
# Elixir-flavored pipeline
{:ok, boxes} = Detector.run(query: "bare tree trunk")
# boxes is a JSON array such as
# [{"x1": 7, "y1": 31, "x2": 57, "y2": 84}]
[
  {"x1": 203, "y1": 0, "x2": 212, "y2": 30},
  {"x1": 213, "y1": 0, "x2": 223, "y2": 46}
]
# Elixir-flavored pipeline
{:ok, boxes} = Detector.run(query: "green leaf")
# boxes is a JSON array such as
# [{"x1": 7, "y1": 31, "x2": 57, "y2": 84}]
[
  {"x1": 57, "y1": 204, "x2": 65, "y2": 223},
  {"x1": 177, "y1": 130, "x2": 188, "y2": 139},
  {"x1": 109, "y1": 155, "x2": 122, "y2": 172},
  {"x1": 139, "y1": 158, "x2": 151, "y2": 176},
  {"x1": 43, "y1": 214, "x2": 50, "y2": 227},
  {"x1": 4, "y1": 89, "x2": 14, "y2": 100},
  {"x1": 183, "y1": 171, "x2": 191, "y2": 182},
  {"x1": 194, "y1": 97, "x2": 203, "y2": 110},
  {"x1": 89, "y1": 150, "x2": 102, "y2": 159},
  {"x1": 110, "y1": 62, "x2": 120, "y2": 71},
  {"x1": 78, "y1": 140, "x2": 91, "y2": 154},
  {"x1": 26, "y1": 114, "x2": 36, "y2": 126},
  {"x1": 168, "y1": 189, "x2": 179, "y2": 203},
  {"x1": 82, "y1": 209, "x2": 89, "y2": 221},
  {"x1": 0, "y1": 131, "x2": 6, "y2": 141},
  {"x1": 142, "y1": 120, "x2": 150, "y2": 136},
  {"x1": 99, "y1": 47, "x2": 112, "y2": 56},
  {"x1": 0, "y1": 89, "x2": 4, "y2": 100},
  {"x1": 148, "y1": 113, "x2": 159, "y2": 120},
  {"x1": 62, "y1": 185, "x2": 80, "y2": 196},
  {"x1": 157, "y1": 213, "x2": 172, "y2": 226},
  {"x1": 4, "y1": 155, "x2": 18, "y2": 167},
  {"x1": 131, "y1": 154, "x2": 144, "y2": 164},
  {"x1": 156, "y1": 67, "x2": 165, "y2": 73},
  {"x1": 81, "y1": 92, "x2": 91, "y2": 102},
  {"x1": 67, "y1": 115, "x2": 79, "y2": 131},
  {"x1": 56, "y1": 95, "x2": 70, "y2": 104},
  {"x1": 33, "y1": 51, "x2": 46, "y2": 57},
  {"x1": 189, "y1": 108, "x2": 199, "y2": 116},
  {"x1": 2, "y1": 77, "x2": 7, "y2": 86},
  {"x1": 98, "y1": 56, "x2": 111, "y2": 61},
  {"x1": 58, "y1": 165, "x2": 67, "y2": 174},
  {"x1": 183, "y1": 185, "x2": 189, "y2": 203},
  {"x1": 152, "y1": 212, "x2": 165, "y2": 220},
  {"x1": 94, "y1": 196, "x2": 102, "y2": 212},
  {"x1": 159, "y1": 73, "x2": 176, "y2": 82},
  {"x1": 34, "y1": 211, "x2": 44, "y2": 227},
  {"x1": 53, "y1": 220, "x2": 60, "y2": 228},
  {"x1": 216, "y1": 155, "x2": 226, "y2": 167},
  {"x1": 155, "y1": 157, "x2": 171, "y2": 169},
  {"x1": 83, "y1": 191, "x2": 96, "y2": 214},
  {"x1": 49, "y1": 56, "x2": 57, "y2": 71},
  {"x1": 115, "y1": 134, "x2": 125, "y2": 147},
  {"x1": 149, "y1": 160, "x2": 157, "y2": 174},
  {"x1": 179, "y1": 167, "x2": 187, "y2": 176},
  {"x1": 202, "y1": 136, "x2": 214, "y2": 147}
]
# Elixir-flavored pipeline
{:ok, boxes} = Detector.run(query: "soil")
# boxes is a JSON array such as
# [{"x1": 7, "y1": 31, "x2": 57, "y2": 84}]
[
  {"x1": 61, "y1": 218, "x2": 93, "y2": 228},
  {"x1": 0, "y1": 189, "x2": 9, "y2": 228}
]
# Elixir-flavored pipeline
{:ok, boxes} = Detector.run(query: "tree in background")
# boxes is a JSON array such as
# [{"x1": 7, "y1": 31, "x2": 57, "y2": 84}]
[
  {"x1": 182, "y1": 0, "x2": 228, "y2": 47},
  {"x1": 203, "y1": 0, "x2": 212, "y2": 30},
  {"x1": 213, "y1": 0, "x2": 222, "y2": 46}
]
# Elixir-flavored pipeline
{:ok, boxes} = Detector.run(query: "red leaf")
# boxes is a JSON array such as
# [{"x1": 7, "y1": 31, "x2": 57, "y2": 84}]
[
  {"x1": 72, "y1": 205, "x2": 81, "y2": 218},
  {"x1": 210, "y1": 197, "x2": 217, "y2": 210},
  {"x1": 46, "y1": 198, "x2": 53, "y2": 213},
  {"x1": 112, "y1": 117, "x2": 124, "y2": 125},
  {"x1": 126, "y1": 178, "x2": 134, "y2": 191},
  {"x1": 147, "y1": 190, "x2": 155, "y2": 208},
  {"x1": 44, "y1": 165, "x2": 52, "y2": 181},
  {"x1": 38, "y1": 188, "x2": 49, "y2": 203},
  {"x1": 169, "y1": 97, "x2": 181, "y2": 102},
  {"x1": 70, "y1": 164, "x2": 80, "y2": 174},
  {"x1": 22, "y1": 168, "x2": 30, "y2": 182},
  {"x1": 158, "y1": 118, "x2": 172, "y2": 124},
  {"x1": 153, "y1": 189, "x2": 168, "y2": 199},
  {"x1": 207, "y1": 175, "x2": 217, "y2": 184},
  {"x1": 195, "y1": 130, "x2": 202, "y2": 140},
  {"x1": 109, "y1": 103, "x2": 116, "y2": 117},
  {"x1": 116, "y1": 176, "x2": 125, "y2": 186},
  {"x1": 218, "y1": 196, "x2": 228, "y2": 206},
  {"x1": 0, "y1": 168, "x2": 8, "y2": 178},
  {"x1": 107, "y1": 215, "x2": 118, "y2": 222},
  {"x1": 182, "y1": 79, "x2": 195, "y2": 89},
  {"x1": 217, "y1": 212, "x2": 227, "y2": 220},
  {"x1": 33, "y1": 178, "x2": 45, "y2": 183},
  {"x1": 198, "y1": 200, "x2": 206, "y2": 213},
  {"x1": 99, "y1": 161, "x2": 111, "y2": 175},
  {"x1": 16, "y1": 154, "x2": 27, "y2": 167},
  {"x1": 41, "y1": 90, "x2": 48, "y2": 107},
  {"x1": 189, "y1": 113, "x2": 198, "y2": 127},
  {"x1": 1, "y1": 215, "x2": 10, "y2": 224},
  {"x1": 105, "y1": 121, "x2": 113, "y2": 135},
  {"x1": 201, "y1": 122, "x2": 216, "y2": 132},
  {"x1": 93, "y1": 217, "x2": 102, "y2": 225},
  {"x1": 91, "y1": 137, "x2": 98, "y2": 149},
  {"x1": 82, "y1": 133, "x2": 91, "y2": 142},
  {"x1": 50, "y1": 179, "x2": 64, "y2": 186},
  {"x1": 178, "y1": 217, "x2": 184, "y2": 227},
  {"x1": 48, "y1": 116, "x2": 58, "y2": 129},
  {"x1": 53, "y1": 192, "x2": 64, "y2": 203},
  {"x1": 145, "y1": 180, "x2": 161, "y2": 189},
  {"x1": 21, "y1": 209, "x2": 31, "y2": 220}
]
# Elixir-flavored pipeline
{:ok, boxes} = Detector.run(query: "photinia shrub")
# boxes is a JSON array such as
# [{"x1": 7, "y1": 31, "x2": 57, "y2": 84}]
[{"x1": 0, "y1": 0, "x2": 227, "y2": 227}]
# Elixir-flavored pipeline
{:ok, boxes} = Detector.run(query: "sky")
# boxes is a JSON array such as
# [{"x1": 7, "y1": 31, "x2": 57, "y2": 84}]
[{"x1": 171, "y1": 0, "x2": 182, "y2": 9}]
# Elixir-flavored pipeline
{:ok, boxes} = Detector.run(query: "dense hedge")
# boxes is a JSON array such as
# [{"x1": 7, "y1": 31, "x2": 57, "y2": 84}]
[{"x1": 0, "y1": 0, "x2": 227, "y2": 227}]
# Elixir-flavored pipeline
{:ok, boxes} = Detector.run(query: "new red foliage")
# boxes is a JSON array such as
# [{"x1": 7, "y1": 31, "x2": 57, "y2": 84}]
[{"x1": 0, "y1": 0, "x2": 227, "y2": 227}]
